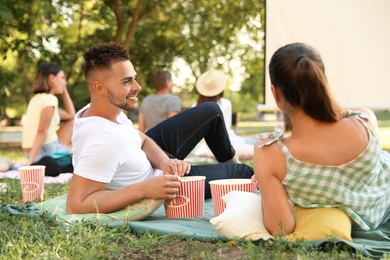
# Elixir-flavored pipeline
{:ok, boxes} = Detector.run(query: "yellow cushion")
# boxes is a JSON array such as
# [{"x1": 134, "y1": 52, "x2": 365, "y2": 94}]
[
  {"x1": 35, "y1": 194, "x2": 164, "y2": 224},
  {"x1": 286, "y1": 206, "x2": 353, "y2": 242}
]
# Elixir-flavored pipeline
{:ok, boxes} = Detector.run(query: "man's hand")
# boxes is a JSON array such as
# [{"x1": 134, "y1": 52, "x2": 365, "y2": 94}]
[
  {"x1": 143, "y1": 174, "x2": 182, "y2": 200},
  {"x1": 162, "y1": 158, "x2": 191, "y2": 176}
]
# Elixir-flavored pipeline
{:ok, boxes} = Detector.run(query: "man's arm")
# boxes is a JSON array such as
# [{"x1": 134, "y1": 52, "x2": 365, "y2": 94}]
[
  {"x1": 138, "y1": 112, "x2": 146, "y2": 132},
  {"x1": 167, "y1": 96, "x2": 181, "y2": 119},
  {"x1": 66, "y1": 173, "x2": 181, "y2": 214},
  {"x1": 167, "y1": 111, "x2": 179, "y2": 118},
  {"x1": 138, "y1": 131, "x2": 191, "y2": 176}
]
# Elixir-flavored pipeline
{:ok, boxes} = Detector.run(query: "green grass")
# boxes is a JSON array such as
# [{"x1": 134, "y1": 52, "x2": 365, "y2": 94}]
[
  {"x1": 0, "y1": 180, "x2": 370, "y2": 260},
  {"x1": 1, "y1": 112, "x2": 390, "y2": 259},
  {"x1": 377, "y1": 111, "x2": 390, "y2": 128}
]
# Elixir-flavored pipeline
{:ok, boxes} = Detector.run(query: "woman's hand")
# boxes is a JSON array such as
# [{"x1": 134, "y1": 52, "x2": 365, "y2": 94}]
[{"x1": 251, "y1": 175, "x2": 259, "y2": 189}]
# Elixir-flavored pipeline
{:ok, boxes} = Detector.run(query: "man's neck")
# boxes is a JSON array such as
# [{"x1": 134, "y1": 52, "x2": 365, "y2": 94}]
[
  {"x1": 84, "y1": 102, "x2": 121, "y2": 123},
  {"x1": 155, "y1": 88, "x2": 170, "y2": 95}
]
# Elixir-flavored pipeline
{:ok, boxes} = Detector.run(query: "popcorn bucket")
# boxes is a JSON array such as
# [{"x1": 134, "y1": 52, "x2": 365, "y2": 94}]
[
  {"x1": 18, "y1": 165, "x2": 46, "y2": 203},
  {"x1": 165, "y1": 176, "x2": 206, "y2": 218},
  {"x1": 209, "y1": 179, "x2": 256, "y2": 216}
]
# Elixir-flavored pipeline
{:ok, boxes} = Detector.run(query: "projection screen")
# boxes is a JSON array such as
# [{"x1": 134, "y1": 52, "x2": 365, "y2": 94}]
[{"x1": 264, "y1": 0, "x2": 390, "y2": 110}]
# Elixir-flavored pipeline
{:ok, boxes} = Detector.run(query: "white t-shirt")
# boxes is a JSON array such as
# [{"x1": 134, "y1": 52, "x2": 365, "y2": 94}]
[
  {"x1": 22, "y1": 93, "x2": 60, "y2": 148},
  {"x1": 72, "y1": 104, "x2": 161, "y2": 190}
]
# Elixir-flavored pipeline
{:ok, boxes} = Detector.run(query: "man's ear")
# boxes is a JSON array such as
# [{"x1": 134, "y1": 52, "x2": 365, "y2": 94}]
[
  {"x1": 93, "y1": 80, "x2": 106, "y2": 96},
  {"x1": 164, "y1": 81, "x2": 171, "y2": 90}
]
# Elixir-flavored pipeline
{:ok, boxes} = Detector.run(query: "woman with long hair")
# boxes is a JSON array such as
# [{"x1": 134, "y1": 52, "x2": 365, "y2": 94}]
[
  {"x1": 22, "y1": 63, "x2": 75, "y2": 165},
  {"x1": 253, "y1": 42, "x2": 390, "y2": 235}
]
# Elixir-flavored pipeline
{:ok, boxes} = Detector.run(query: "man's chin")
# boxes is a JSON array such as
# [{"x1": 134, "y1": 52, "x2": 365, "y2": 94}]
[{"x1": 125, "y1": 104, "x2": 138, "y2": 111}]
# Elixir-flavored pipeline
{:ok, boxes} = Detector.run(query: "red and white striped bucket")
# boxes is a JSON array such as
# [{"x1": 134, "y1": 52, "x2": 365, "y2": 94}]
[
  {"x1": 164, "y1": 176, "x2": 206, "y2": 218},
  {"x1": 18, "y1": 165, "x2": 45, "y2": 203},
  {"x1": 209, "y1": 179, "x2": 256, "y2": 216}
]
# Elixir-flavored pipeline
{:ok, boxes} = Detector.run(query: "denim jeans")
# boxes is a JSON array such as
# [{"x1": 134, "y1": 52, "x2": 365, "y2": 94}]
[
  {"x1": 146, "y1": 102, "x2": 254, "y2": 199},
  {"x1": 24, "y1": 140, "x2": 69, "y2": 163}
]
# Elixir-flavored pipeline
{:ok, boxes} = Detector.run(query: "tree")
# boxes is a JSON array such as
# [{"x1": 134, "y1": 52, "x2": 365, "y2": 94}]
[
  {"x1": 0, "y1": 1, "x2": 64, "y2": 121},
  {"x1": 0, "y1": 0, "x2": 265, "y2": 123}
]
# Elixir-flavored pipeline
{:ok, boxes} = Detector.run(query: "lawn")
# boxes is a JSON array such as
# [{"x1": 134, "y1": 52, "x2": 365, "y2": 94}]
[
  {"x1": 1, "y1": 111, "x2": 390, "y2": 259},
  {"x1": 0, "y1": 177, "x2": 370, "y2": 259}
]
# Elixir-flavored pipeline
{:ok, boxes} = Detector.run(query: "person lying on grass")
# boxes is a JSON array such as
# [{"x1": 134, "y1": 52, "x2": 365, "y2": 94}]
[
  {"x1": 252, "y1": 42, "x2": 390, "y2": 235},
  {"x1": 66, "y1": 42, "x2": 253, "y2": 214}
]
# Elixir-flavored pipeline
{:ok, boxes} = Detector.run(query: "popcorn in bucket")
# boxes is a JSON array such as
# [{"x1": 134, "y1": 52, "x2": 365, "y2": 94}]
[
  {"x1": 209, "y1": 179, "x2": 256, "y2": 216},
  {"x1": 165, "y1": 176, "x2": 206, "y2": 218},
  {"x1": 18, "y1": 165, "x2": 46, "y2": 203}
]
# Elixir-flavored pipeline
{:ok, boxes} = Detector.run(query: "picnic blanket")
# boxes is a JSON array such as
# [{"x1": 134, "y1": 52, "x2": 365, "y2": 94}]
[
  {"x1": 129, "y1": 201, "x2": 390, "y2": 258},
  {"x1": 1, "y1": 199, "x2": 389, "y2": 259},
  {"x1": 0, "y1": 170, "x2": 72, "y2": 184}
]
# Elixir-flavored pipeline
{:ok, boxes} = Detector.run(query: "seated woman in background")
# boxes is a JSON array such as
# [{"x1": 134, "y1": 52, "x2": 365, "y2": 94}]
[
  {"x1": 253, "y1": 42, "x2": 390, "y2": 235},
  {"x1": 22, "y1": 63, "x2": 75, "y2": 165}
]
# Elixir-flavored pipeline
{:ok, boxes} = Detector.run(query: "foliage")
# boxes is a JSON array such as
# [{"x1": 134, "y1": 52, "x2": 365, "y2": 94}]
[{"x1": 0, "y1": 0, "x2": 264, "y2": 121}]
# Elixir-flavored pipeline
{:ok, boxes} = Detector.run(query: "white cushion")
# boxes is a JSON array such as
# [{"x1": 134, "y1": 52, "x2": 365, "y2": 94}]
[{"x1": 210, "y1": 191, "x2": 272, "y2": 240}]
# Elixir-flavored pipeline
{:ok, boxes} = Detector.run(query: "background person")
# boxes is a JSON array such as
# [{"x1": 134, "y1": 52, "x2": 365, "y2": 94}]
[
  {"x1": 192, "y1": 70, "x2": 254, "y2": 161},
  {"x1": 253, "y1": 42, "x2": 390, "y2": 235},
  {"x1": 66, "y1": 42, "x2": 253, "y2": 214},
  {"x1": 22, "y1": 63, "x2": 75, "y2": 165},
  {"x1": 138, "y1": 70, "x2": 181, "y2": 132}
]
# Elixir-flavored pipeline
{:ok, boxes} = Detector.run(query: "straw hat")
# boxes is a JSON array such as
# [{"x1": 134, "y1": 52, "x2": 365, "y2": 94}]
[{"x1": 196, "y1": 70, "x2": 228, "y2": 97}]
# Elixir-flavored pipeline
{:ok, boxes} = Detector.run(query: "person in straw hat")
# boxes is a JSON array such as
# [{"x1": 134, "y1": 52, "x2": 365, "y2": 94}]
[{"x1": 192, "y1": 70, "x2": 254, "y2": 161}]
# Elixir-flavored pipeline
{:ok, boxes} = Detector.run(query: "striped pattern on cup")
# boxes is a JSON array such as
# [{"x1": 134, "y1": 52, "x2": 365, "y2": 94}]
[
  {"x1": 18, "y1": 165, "x2": 46, "y2": 203},
  {"x1": 209, "y1": 179, "x2": 256, "y2": 216},
  {"x1": 165, "y1": 176, "x2": 206, "y2": 218}
]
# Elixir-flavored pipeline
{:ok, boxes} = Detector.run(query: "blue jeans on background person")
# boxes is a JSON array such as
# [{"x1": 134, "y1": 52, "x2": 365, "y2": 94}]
[
  {"x1": 24, "y1": 140, "x2": 69, "y2": 163},
  {"x1": 146, "y1": 102, "x2": 254, "y2": 199}
]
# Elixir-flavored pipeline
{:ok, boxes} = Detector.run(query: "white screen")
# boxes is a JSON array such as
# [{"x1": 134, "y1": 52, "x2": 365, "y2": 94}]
[{"x1": 265, "y1": 0, "x2": 390, "y2": 110}]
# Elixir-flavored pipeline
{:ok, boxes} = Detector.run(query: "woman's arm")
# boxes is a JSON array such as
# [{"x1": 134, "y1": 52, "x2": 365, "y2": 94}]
[
  {"x1": 254, "y1": 140, "x2": 295, "y2": 235},
  {"x1": 58, "y1": 88, "x2": 75, "y2": 121},
  {"x1": 27, "y1": 106, "x2": 55, "y2": 164}
]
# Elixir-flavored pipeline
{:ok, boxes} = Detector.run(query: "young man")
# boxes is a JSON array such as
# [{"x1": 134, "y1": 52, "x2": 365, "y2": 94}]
[
  {"x1": 66, "y1": 42, "x2": 253, "y2": 214},
  {"x1": 138, "y1": 70, "x2": 181, "y2": 132}
]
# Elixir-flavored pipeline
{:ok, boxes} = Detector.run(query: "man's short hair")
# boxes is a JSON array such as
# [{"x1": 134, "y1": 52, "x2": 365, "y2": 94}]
[
  {"x1": 82, "y1": 42, "x2": 130, "y2": 78},
  {"x1": 152, "y1": 71, "x2": 172, "y2": 91}
]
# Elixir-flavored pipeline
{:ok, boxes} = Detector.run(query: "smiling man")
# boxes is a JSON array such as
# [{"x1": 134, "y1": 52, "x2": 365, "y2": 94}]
[{"x1": 66, "y1": 42, "x2": 253, "y2": 214}]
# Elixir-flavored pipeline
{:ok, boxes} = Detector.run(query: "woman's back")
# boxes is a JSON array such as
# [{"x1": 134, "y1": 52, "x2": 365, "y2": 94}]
[
  {"x1": 277, "y1": 111, "x2": 389, "y2": 230},
  {"x1": 284, "y1": 112, "x2": 369, "y2": 166},
  {"x1": 22, "y1": 93, "x2": 60, "y2": 149}
]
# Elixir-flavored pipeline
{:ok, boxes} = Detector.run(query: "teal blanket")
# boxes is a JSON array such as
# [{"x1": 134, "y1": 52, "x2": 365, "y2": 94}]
[
  {"x1": 128, "y1": 200, "x2": 390, "y2": 259},
  {"x1": 2, "y1": 200, "x2": 389, "y2": 258}
]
